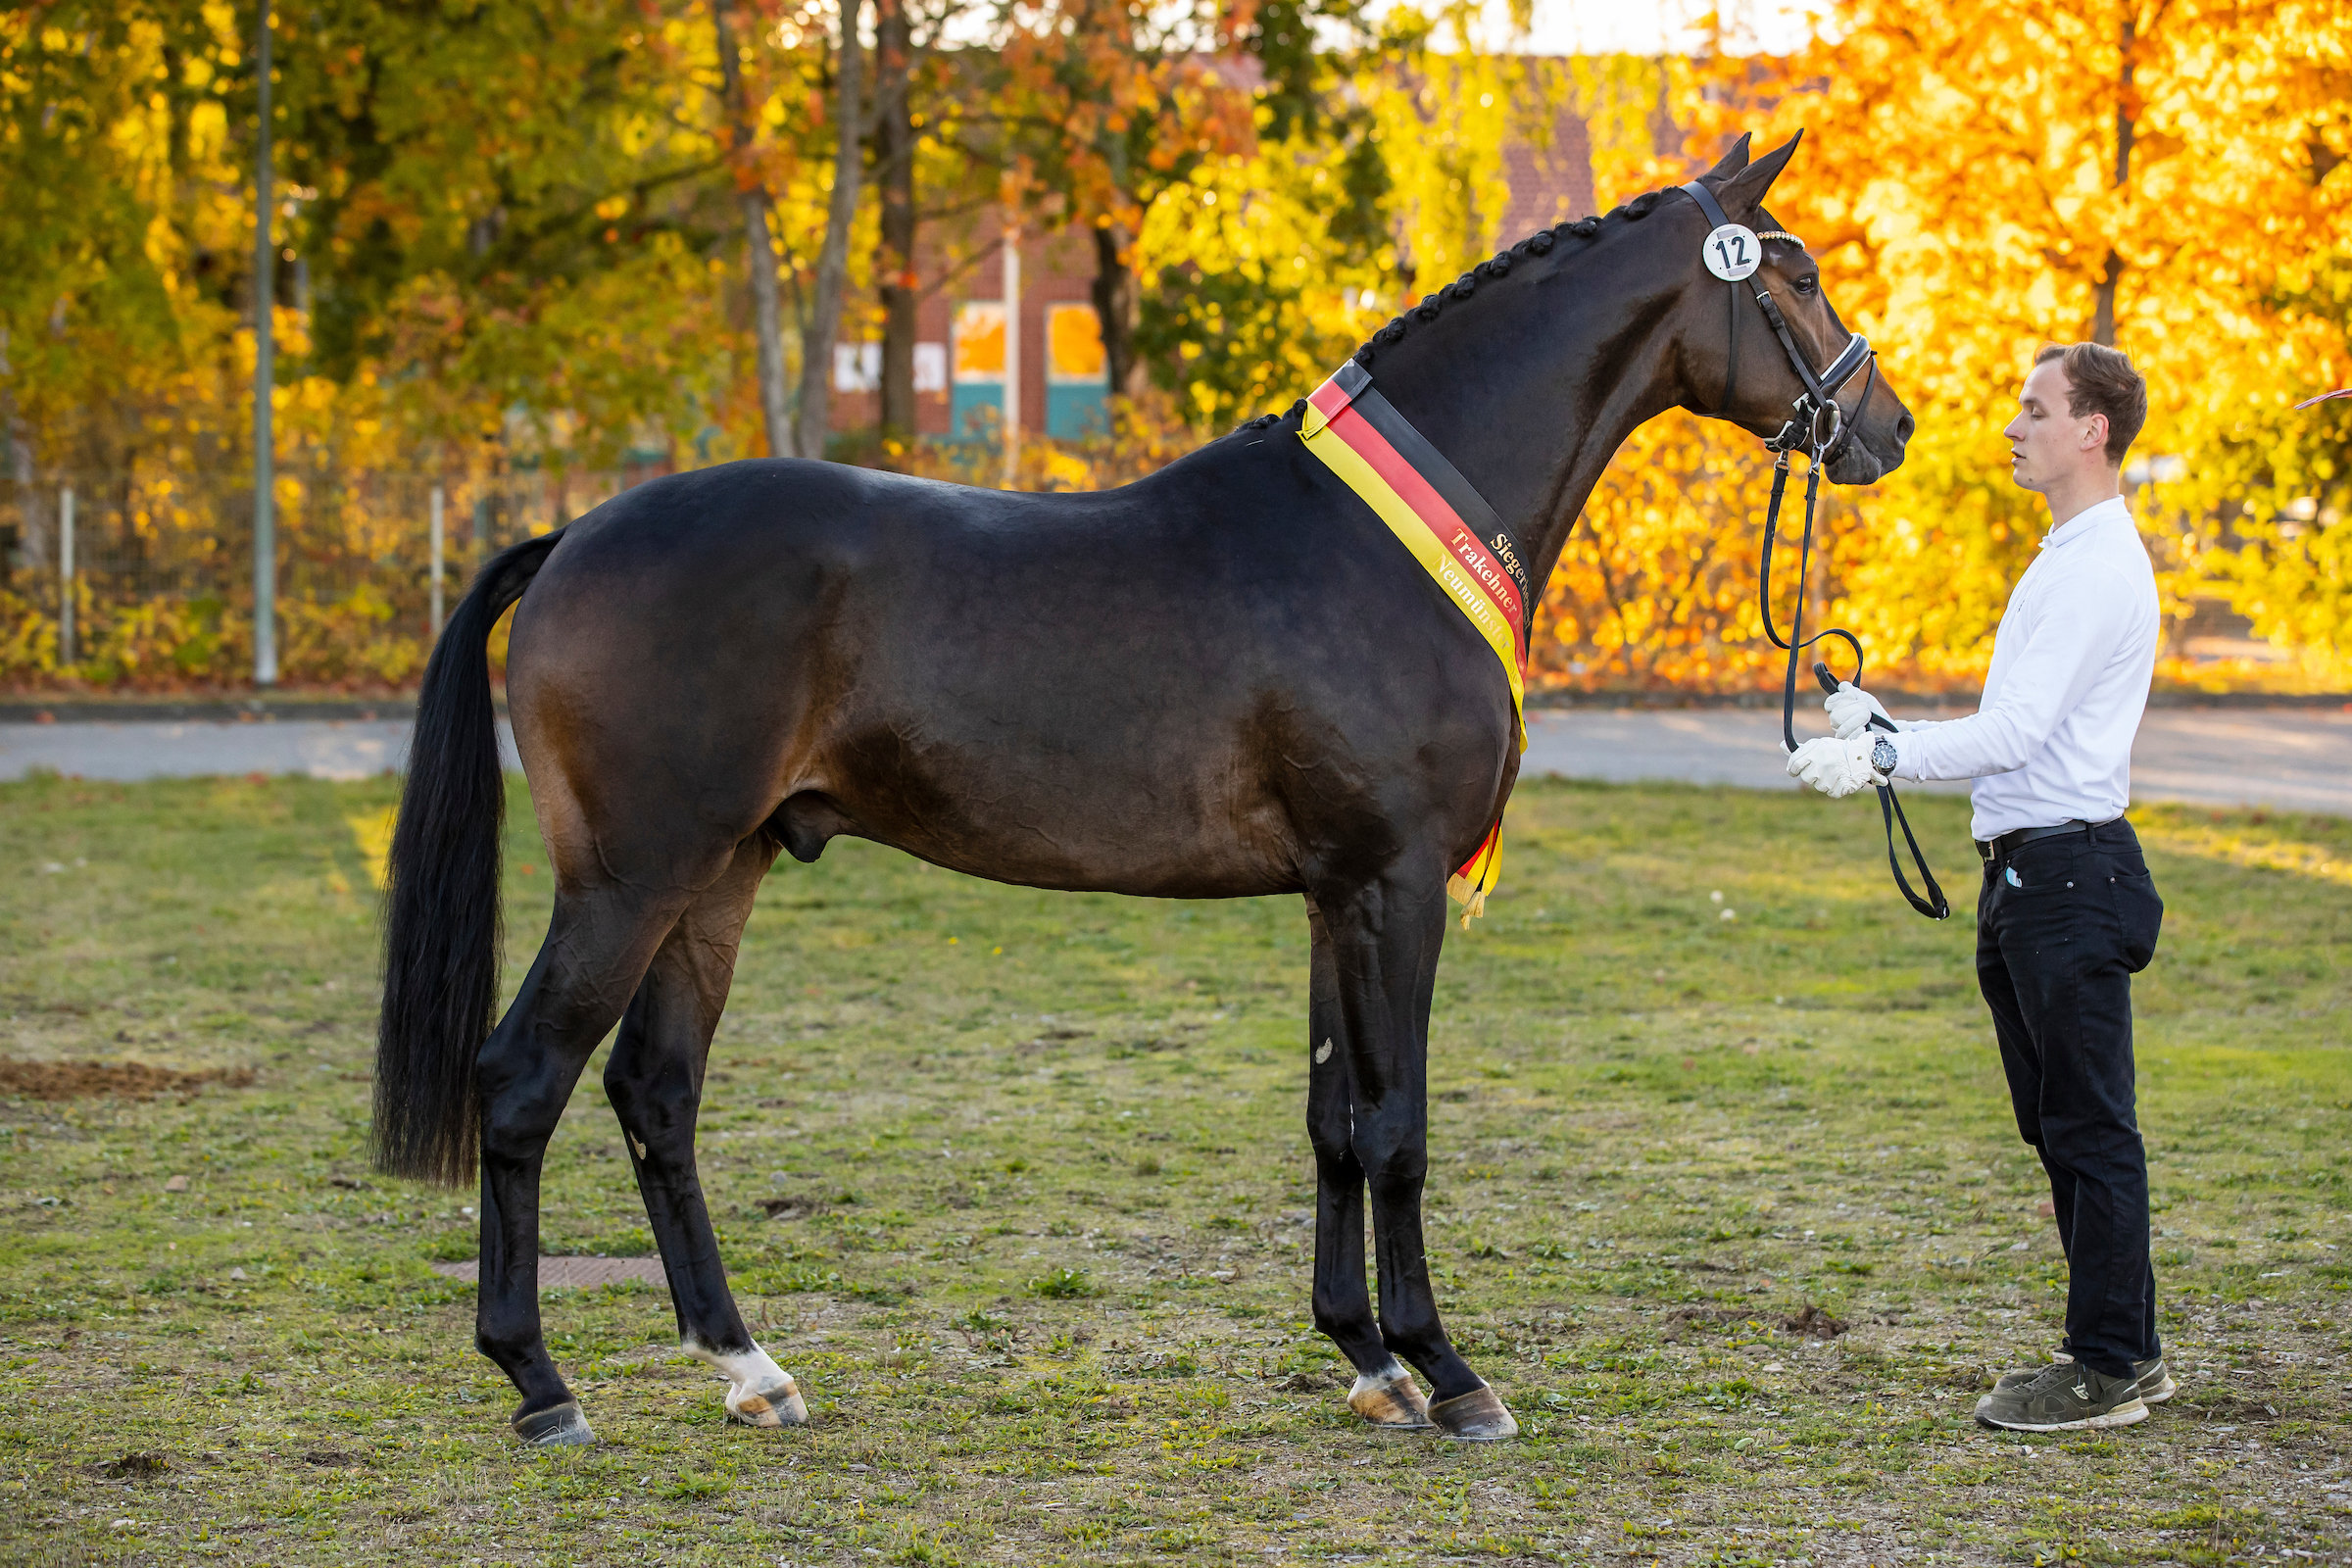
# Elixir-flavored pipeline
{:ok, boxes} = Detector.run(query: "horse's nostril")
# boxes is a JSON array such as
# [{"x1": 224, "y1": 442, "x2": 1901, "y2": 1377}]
[{"x1": 1894, "y1": 412, "x2": 1915, "y2": 446}]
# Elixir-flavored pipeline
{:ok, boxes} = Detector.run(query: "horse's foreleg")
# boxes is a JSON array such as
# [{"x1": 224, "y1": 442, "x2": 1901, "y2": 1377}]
[
  {"x1": 1304, "y1": 898, "x2": 1430, "y2": 1429},
  {"x1": 1320, "y1": 872, "x2": 1518, "y2": 1442},
  {"x1": 604, "y1": 836, "x2": 807, "y2": 1429},
  {"x1": 476, "y1": 885, "x2": 688, "y2": 1446}
]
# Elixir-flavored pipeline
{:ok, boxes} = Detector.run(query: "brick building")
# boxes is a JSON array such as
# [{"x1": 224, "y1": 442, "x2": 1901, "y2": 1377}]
[{"x1": 825, "y1": 223, "x2": 1111, "y2": 442}]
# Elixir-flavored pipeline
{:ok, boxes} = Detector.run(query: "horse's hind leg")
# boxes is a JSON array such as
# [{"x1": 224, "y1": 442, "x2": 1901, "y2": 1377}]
[
  {"x1": 603, "y1": 834, "x2": 806, "y2": 1428},
  {"x1": 1314, "y1": 871, "x2": 1518, "y2": 1441},
  {"x1": 476, "y1": 882, "x2": 697, "y2": 1446}
]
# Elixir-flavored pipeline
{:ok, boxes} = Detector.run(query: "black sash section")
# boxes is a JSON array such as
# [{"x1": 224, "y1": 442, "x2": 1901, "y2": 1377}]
[{"x1": 1325, "y1": 361, "x2": 1533, "y2": 618}]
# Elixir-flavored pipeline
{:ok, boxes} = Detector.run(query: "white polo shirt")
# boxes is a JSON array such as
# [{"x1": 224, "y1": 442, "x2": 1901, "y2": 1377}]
[{"x1": 1886, "y1": 496, "x2": 2160, "y2": 842}]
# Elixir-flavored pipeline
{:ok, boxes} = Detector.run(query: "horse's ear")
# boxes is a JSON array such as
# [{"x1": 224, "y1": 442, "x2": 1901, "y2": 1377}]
[
  {"x1": 1716, "y1": 130, "x2": 1803, "y2": 218},
  {"x1": 1699, "y1": 133, "x2": 1753, "y2": 184}
]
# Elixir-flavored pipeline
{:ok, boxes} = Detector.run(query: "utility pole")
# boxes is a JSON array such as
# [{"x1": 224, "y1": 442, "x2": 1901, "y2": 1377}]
[
  {"x1": 253, "y1": 0, "x2": 277, "y2": 687},
  {"x1": 1002, "y1": 220, "x2": 1020, "y2": 487},
  {"x1": 58, "y1": 485, "x2": 74, "y2": 667}
]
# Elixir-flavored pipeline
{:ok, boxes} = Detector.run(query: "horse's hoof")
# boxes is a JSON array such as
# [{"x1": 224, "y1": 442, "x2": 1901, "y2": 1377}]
[
  {"x1": 514, "y1": 1401, "x2": 596, "y2": 1447},
  {"x1": 1347, "y1": 1359, "x2": 1434, "y2": 1429},
  {"x1": 1429, "y1": 1383, "x2": 1518, "y2": 1442},
  {"x1": 727, "y1": 1375, "x2": 808, "y2": 1429}
]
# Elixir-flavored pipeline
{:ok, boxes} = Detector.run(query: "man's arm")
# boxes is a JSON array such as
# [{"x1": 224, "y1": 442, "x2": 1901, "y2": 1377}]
[{"x1": 1886, "y1": 567, "x2": 2137, "y2": 782}]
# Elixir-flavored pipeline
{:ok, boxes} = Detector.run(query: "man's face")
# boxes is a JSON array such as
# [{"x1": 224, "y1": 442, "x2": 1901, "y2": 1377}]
[{"x1": 2002, "y1": 359, "x2": 2107, "y2": 493}]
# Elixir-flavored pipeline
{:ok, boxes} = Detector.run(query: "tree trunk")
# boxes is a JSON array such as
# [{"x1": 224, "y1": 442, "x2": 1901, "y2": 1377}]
[
  {"x1": 794, "y1": 0, "x2": 867, "y2": 463},
  {"x1": 713, "y1": 0, "x2": 792, "y2": 458},
  {"x1": 1091, "y1": 220, "x2": 1146, "y2": 404},
  {"x1": 0, "y1": 330, "x2": 44, "y2": 574},
  {"x1": 873, "y1": 0, "x2": 917, "y2": 447},
  {"x1": 2092, "y1": 15, "x2": 2136, "y2": 347}
]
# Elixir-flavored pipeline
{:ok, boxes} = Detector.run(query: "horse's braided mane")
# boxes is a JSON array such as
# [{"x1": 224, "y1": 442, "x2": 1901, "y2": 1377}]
[{"x1": 1243, "y1": 188, "x2": 1672, "y2": 432}]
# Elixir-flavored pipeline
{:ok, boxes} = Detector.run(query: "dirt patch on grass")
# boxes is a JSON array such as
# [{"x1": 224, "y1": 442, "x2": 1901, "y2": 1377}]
[
  {"x1": 0, "y1": 1058, "x2": 255, "y2": 1101},
  {"x1": 1667, "y1": 1302, "x2": 1851, "y2": 1339}
]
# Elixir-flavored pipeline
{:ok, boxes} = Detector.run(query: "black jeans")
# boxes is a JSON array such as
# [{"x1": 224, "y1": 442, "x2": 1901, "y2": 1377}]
[{"x1": 1976, "y1": 816, "x2": 2165, "y2": 1378}]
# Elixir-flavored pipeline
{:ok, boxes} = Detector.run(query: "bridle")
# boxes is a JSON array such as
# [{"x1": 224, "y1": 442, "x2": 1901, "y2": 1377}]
[{"x1": 1679, "y1": 178, "x2": 1949, "y2": 922}]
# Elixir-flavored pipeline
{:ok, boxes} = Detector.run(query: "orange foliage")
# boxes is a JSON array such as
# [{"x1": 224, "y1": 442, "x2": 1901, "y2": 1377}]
[{"x1": 1644, "y1": 0, "x2": 2352, "y2": 690}]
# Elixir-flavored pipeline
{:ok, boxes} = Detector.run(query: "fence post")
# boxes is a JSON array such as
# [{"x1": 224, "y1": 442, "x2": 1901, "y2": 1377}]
[
  {"x1": 252, "y1": 0, "x2": 277, "y2": 688},
  {"x1": 429, "y1": 484, "x2": 446, "y2": 640},
  {"x1": 58, "y1": 485, "x2": 74, "y2": 667},
  {"x1": 1002, "y1": 220, "x2": 1021, "y2": 487}
]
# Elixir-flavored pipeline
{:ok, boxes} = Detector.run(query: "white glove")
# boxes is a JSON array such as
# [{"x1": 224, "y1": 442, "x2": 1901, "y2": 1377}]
[
  {"x1": 1787, "y1": 733, "x2": 1886, "y2": 799},
  {"x1": 1824, "y1": 681, "x2": 1892, "y2": 740}
]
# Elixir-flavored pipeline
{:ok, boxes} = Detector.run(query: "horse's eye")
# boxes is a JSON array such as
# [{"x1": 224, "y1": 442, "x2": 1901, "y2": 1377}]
[{"x1": 1793, "y1": 274, "x2": 1819, "y2": 296}]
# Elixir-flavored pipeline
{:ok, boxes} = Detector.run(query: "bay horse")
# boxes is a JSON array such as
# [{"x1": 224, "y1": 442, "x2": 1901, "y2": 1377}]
[{"x1": 374, "y1": 133, "x2": 1912, "y2": 1446}]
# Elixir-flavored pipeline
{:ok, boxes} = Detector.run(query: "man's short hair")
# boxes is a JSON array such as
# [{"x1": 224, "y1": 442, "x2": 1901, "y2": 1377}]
[{"x1": 2034, "y1": 342, "x2": 2147, "y2": 466}]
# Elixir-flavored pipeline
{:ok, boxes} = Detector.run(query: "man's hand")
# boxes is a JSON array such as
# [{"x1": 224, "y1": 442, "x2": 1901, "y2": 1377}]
[
  {"x1": 1825, "y1": 681, "x2": 1892, "y2": 740},
  {"x1": 1787, "y1": 733, "x2": 1887, "y2": 799}
]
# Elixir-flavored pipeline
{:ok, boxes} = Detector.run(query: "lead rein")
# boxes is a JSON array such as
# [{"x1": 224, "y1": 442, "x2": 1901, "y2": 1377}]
[{"x1": 1757, "y1": 445, "x2": 1950, "y2": 921}]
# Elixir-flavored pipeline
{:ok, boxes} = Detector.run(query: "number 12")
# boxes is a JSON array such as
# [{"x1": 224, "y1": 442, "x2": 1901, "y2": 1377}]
[{"x1": 1714, "y1": 235, "x2": 1749, "y2": 269}]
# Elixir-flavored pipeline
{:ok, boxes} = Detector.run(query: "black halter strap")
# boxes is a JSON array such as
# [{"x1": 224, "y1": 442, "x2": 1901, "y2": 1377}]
[{"x1": 1678, "y1": 179, "x2": 1949, "y2": 922}]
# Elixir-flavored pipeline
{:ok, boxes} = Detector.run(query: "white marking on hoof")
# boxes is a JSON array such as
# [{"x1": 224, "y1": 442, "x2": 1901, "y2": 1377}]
[
  {"x1": 686, "y1": 1339, "x2": 808, "y2": 1428},
  {"x1": 1346, "y1": 1357, "x2": 1433, "y2": 1429},
  {"x1": 513, "y1": 1401, "x2": 596, "y2": 1446},
  {"x1": 1429, "y1": 1382, "x2": 1519, "y2": 1442}
]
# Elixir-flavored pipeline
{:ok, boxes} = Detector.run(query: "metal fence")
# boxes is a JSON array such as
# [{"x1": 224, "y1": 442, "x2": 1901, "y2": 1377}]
[{"x1": 0, "y1": 466, "x2": 662, "y2": 684}]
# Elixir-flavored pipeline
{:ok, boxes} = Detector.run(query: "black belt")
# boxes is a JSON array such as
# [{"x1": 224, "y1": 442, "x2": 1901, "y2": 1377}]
[{"x1": 1975, "y1": 818, "x2": 2115, "y2": 861}]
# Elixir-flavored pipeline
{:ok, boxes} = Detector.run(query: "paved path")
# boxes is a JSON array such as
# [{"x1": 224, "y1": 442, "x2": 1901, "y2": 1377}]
[
  {"x1": 0, "y1": 718, "x2": 518, "y2": 782},
  {"x1": 5, "y1": 707, "x2": 2348, "y2": 815},
  {"x1": 1523, "y1": 707, "x2": 2352, "y2": 814}
]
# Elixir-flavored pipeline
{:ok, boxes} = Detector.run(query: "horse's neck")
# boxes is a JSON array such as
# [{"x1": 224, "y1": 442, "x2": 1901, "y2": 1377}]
[{"x1": 1361, "y1": 258, "x2": 1690, "y2": 596}]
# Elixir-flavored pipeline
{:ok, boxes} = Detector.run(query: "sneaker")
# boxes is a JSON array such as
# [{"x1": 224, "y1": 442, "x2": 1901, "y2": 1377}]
[
  {"x1": 1975, "y1": 1361, "x2": 2147, "y2": 1432},
  {"x1": 1994, "y1": 1352, "x2": 2174, "y2": 1404}
]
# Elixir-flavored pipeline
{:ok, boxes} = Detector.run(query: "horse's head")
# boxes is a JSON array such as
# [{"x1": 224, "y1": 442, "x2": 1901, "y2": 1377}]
[{"x1": 1674, "y1": 133, "x2": 1913, "y2": 486}]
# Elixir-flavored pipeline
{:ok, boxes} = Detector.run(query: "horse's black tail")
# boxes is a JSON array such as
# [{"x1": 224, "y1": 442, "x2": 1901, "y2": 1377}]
[{"x1": 372, "y1": 530, "x2": 564, "y2": 1186}]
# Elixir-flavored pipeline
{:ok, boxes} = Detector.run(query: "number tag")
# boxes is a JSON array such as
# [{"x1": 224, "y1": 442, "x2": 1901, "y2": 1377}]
[{"x1": 1702, "y1": 222, "x2": 1762, "y2": 282}]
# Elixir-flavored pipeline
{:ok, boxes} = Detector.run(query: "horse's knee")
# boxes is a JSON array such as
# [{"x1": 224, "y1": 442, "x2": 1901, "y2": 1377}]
[
  {"x1": 1354, "y1": 1134, "x2": 1427, "y2": 1196},
  {"x1": 1306, "y1": 1113, "x2": 1356, "y2": 1171}
]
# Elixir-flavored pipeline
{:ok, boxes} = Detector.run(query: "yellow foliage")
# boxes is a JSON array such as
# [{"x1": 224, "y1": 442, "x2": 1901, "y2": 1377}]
[{"x1": 1652, "y1": 0, "x2": 2352, "y2": 688}]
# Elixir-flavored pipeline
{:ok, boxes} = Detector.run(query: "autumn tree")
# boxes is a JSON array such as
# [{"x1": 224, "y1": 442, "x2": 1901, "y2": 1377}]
[
  {"x1": 984, "y1": 0, "x2": 1255, "y2": 407},
  {"x1": 1666, "y1": 0, "x2": 2352, "y2": 682}
]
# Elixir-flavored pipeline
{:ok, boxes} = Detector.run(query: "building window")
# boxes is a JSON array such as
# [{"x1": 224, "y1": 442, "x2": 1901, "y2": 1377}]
[
  {"x1": 951, "y1": 302, "x2": 1006, "y2": 439},
  {"x1": 1045, "y1": 303, "x2": 1107, "y2": 440},
  {"x1": 832, "y1": 341, "x2": 880, "y2": 393},
  {"x1": 914, "y1": 342, "x2": 948, "y2": 394}
]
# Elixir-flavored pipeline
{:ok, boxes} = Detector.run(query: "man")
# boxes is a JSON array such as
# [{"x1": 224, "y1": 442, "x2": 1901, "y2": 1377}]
[{"x1": 1787, "y1": 342, "x2": 2171, "y2": 1434}]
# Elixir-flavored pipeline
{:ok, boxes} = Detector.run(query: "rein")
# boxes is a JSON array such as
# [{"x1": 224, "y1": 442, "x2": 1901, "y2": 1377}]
[{"x1": 1679, "y1": 179, "x2": 1950, "y2": 922}]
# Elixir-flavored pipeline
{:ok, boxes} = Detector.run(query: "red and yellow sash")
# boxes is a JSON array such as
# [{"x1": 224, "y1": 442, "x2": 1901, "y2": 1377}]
[{"x1": 1298, "y1": 360, "x2": 1528, "y2": 924}]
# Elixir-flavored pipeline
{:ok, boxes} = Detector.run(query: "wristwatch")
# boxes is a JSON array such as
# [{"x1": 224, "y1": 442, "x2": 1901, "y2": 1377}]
[{"x1": 1870, "y1": 734, "x2": 1899, "y2": 776}]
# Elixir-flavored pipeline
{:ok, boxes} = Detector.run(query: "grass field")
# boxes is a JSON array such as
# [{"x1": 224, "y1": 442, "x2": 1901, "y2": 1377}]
[{"x1": 3, "y1": 771, "x2": 2349, "y2": 1566}]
